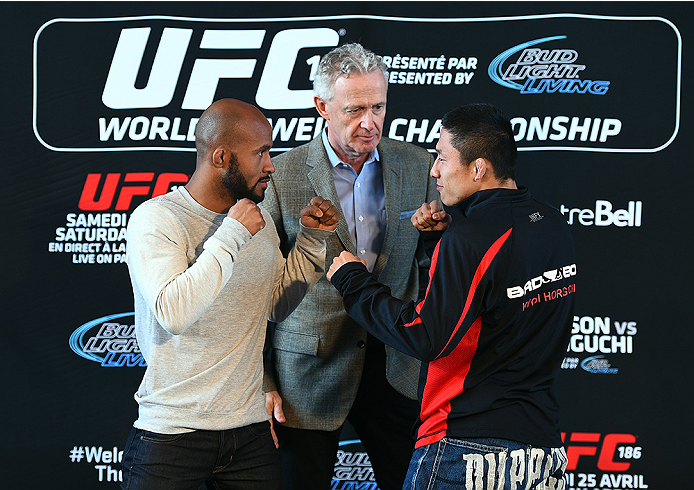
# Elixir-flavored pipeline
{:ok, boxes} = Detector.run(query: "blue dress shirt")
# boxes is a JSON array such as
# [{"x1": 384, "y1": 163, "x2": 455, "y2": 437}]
[{"x1": 322, "y1": 130, "x2": 386, "y2": 272}]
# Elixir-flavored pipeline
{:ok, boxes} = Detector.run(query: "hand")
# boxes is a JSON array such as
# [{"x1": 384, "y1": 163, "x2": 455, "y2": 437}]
[
  {"x1": 411, "y1": 200, "x2": 451, "y2": 232},
  {"x1": 300, "y1": 196, "x2": 340, "y2": 231},
  {"x1": 228, "y1": 198, "x2": 266, "y2": 235},
  {"x1": 265, "y1": 391, "x2": 285, "y2": 449},
  {"x1": 327, "y1": 251, "x2": 366, "y2": 281}
]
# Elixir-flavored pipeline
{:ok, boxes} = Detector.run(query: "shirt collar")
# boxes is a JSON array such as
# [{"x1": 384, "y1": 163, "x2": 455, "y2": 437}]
[{"x1": 321, "y1": 128, "x2": 379, "y2": 168}]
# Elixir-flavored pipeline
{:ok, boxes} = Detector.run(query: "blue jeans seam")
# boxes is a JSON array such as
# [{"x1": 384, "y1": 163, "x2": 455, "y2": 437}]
[
  {"x1": 121, "y1": 429, "x2": 142, "y2": 490},
  {"x1": 428, "y1": 439, "x2": 447, "y2": 490},
  {"x1": 212, "y1": 430, "x2": 233, "y2": 474}
]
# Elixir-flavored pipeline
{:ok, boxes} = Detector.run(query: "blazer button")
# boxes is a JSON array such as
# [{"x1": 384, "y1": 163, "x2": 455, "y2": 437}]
[{"x1": 357, "y1": 340, "x2": 366, "y2": 348}]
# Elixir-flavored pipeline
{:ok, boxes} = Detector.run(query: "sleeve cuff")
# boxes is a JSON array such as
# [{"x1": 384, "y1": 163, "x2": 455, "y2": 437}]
[
  {"x1": 330, "y1": 261, "x2": 368, "y2": 292},
  {"x1": 296, "y1": 220, "x2": 335, "y2": 246}
]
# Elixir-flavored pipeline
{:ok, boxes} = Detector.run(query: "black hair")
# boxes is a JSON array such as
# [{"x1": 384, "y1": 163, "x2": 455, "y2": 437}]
[{"x1": 441, "y1": 103, "x2": 517, "y2": 181}]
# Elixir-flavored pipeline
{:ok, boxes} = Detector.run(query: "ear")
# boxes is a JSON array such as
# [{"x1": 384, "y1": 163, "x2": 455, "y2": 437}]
[
  {"x1": 314, "y1": 96, "x2": 330, "y2": 121},
  {"x1": 474, "y1": 158, "x2": 487, "y2": 182},
  {"x1": 212, "y1": 146, "x2": 227, "y2": 169}
]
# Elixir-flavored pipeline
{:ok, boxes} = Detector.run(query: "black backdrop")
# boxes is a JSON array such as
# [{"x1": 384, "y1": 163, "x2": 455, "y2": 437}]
[{"x1": 3, "y1": 2, "x2": 692, "y2": 488}]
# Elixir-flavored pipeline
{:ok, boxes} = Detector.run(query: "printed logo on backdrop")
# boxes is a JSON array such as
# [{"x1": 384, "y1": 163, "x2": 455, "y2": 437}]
[
  {"x1": 33, "y1": 17, "x2": 474, "y2": 152},
  {"x1": 562, "y1": 431, "x2": 649, "y2": 490},
  {"x1": 561, "y1": 316, "x2": 638, "y2": 375},
  {"x1": 34, "y1": 14, "x2": 680, "y2": 154},
  {"x1": 489, "y1": 35, "x2": 609, "y2": 96},
  {"x1": 47, "y1": 172, "x2": 189, "y2": 264},
  {"x1": 486, "y1": 19, "x2": 681, "y2": 153},
  {"x1": 493, "y1": 35, "x2": 622, "y2": 149},
  {"x1": 560, "y1": 200, "x2": 642, "y2": 228},
  {"x1": 70, "y1": 313, "x2": 146, "y2": 367},
  {"x1": 333, "y1": 439, "x2": 378, "y2": 490}
]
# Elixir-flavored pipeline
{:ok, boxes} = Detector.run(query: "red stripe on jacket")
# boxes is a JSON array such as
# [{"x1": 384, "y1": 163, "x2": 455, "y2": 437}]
[{"x1": 415, "y1": 228, "x2": 513, "y2": 447}]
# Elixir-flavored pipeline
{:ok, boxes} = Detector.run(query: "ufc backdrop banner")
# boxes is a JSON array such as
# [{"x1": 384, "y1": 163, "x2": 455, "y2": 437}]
[{"x1": 2, "y1": 1, "x2": 691, "y2": 488}]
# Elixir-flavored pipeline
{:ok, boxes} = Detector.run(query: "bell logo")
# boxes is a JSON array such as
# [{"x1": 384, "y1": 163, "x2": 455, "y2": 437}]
[
  {"x1": 101, "y1": 27, "x2": 339, "y2": 111},
  {"x1": 560, "y1": 200, "x2": 642, "y2": 227}
]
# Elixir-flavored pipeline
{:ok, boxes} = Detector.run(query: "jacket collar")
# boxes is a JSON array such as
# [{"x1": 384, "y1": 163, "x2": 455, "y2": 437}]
[{"x1": 455, "y1": 186, "x2": 529, "y2": 218}]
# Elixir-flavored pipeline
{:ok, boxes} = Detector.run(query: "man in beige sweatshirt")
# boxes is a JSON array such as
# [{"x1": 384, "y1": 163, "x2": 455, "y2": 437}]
[{"x1": 120, "y1": 98, "x2": 339, "y2": 490}]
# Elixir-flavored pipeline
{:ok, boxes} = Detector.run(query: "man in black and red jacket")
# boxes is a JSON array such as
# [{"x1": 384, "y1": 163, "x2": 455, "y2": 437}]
[{"x1": 328, "y1": 103, "x2": 576, "y2": 490}]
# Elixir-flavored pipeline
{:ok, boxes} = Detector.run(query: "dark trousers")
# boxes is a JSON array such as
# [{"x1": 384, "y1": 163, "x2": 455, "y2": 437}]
[
  {"x1": 276, "y1": 335, "x2": 420, "y2": 490},
  {"x1": 120, "y1": 421, "x2": 280, "y2": 490}
]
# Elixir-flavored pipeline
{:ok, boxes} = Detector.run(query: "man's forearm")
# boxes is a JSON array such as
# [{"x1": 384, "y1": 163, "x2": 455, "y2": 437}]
[
  {"x1": 330, "y1": 262, "x2": 427, "y2": 360},
  {"x1": 269, "y1": 224, "x2": 334, "y2": 322},
  {"x1": 129, "y1": 213, "x2": 251, "y2": 335}
]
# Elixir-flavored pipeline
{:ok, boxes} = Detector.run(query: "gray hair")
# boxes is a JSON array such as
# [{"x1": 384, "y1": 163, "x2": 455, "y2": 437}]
[{"x1": 313, "y1": 43, "x2": 389, "y2": 100}]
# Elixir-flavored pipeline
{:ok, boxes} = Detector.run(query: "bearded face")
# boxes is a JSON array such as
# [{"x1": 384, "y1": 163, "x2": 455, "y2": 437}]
[{"x1": 221, "y1": 152, "x2": 270, "y2": 204}]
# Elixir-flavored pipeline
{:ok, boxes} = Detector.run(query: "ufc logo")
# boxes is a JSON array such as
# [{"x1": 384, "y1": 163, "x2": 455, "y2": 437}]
[
  {"x1": 101, "y1": 27, "x2": 339, "y2": 111},
  {"x1": 562, "y1": 432, "x2": 638, "y2": 472},
  {"x1": 78, "y1": 172, "x2": 189, "y2": 211}
]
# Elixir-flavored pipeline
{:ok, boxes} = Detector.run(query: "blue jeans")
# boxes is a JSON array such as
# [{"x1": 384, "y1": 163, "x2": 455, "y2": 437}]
[
  {"x1": 404, "y1": 438, "x2": 567, "y2": 490},
  {"x1": 120, "y1": 421, "x2": 280, "y2": 490}
]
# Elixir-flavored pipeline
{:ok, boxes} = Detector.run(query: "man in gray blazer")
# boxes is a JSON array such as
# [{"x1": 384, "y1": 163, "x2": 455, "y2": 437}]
[{"x1": 261, "y1": 43, "x2": 439, "y2": 490}]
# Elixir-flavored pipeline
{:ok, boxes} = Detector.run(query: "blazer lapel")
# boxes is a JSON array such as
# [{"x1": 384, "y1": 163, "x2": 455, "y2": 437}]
[
  {"x1": 305, "y1": 138, "x2": 356, "y2": 254},
  {"x1": 374, "y1": 145, "x2": 403, "y2": 275}
]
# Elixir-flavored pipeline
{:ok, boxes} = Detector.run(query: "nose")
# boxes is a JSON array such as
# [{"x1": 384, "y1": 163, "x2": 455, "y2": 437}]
[
  {"x1": 431, "y1": 158, "x2": 441, "y2": 178},
  {"x1": 360, "y1": 111, "x2": 375, "y2": 131},
  {"x1": 263, "y1": 153, "x2": 275, "y2": 174}
]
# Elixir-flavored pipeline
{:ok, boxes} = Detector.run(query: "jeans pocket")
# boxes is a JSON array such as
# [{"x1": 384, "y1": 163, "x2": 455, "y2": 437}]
[
  {"x1": 447, "y1": 438, "x2": 509, "y2": 455},
  {"x1": 430, "y1": 438, "x2": 509, "y2": 488},
  {"x1": 246, "y1": 421, "x2": 272, "y2": 438},
  {"x1": 141, "y1": 430, "x2": 188, "y2": 444}
]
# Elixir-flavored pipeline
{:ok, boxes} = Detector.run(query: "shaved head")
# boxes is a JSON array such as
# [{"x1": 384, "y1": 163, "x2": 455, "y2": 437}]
[
  {"x1": 185, "y1": 98, "x2": 274, "y2": 210},
  {"x1": 195, "y1": 98, "x2": 270, "y2": 162}
]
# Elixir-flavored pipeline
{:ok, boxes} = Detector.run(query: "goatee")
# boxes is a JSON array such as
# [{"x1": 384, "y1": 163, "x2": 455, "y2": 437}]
[{"x1": 222, "y1": 159, "x2": 265, "y2": 204}]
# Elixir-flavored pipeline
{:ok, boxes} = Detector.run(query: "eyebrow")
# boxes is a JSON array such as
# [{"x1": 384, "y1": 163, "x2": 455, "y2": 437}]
[{"x1": 345, "y1": 101, "x2": 387, "y2": 110}]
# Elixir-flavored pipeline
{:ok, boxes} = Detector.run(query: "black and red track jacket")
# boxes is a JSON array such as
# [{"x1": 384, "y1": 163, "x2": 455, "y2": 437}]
[{"x1": 330, "y1": 187, "x2": 576, "y2": 449}]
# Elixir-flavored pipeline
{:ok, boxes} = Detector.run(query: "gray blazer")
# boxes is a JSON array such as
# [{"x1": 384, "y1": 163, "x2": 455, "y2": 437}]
[{"x1": 261, "y1": 135, "x2": 437, "y2": 431}]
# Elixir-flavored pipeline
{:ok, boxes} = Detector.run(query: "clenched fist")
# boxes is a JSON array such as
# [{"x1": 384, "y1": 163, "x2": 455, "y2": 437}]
[
  {"x1": 411, "y1": 200, "x2": 451, "y2": 232},
  {"x1": 300, "y1": 196, "x2": 340, "y2": 231},
  {"x1": 327, "y1": 251, "x2": 366, "y2": 282},
  {"x1": 228, "y1": 198, "x2": 266, "y2": 235}
]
